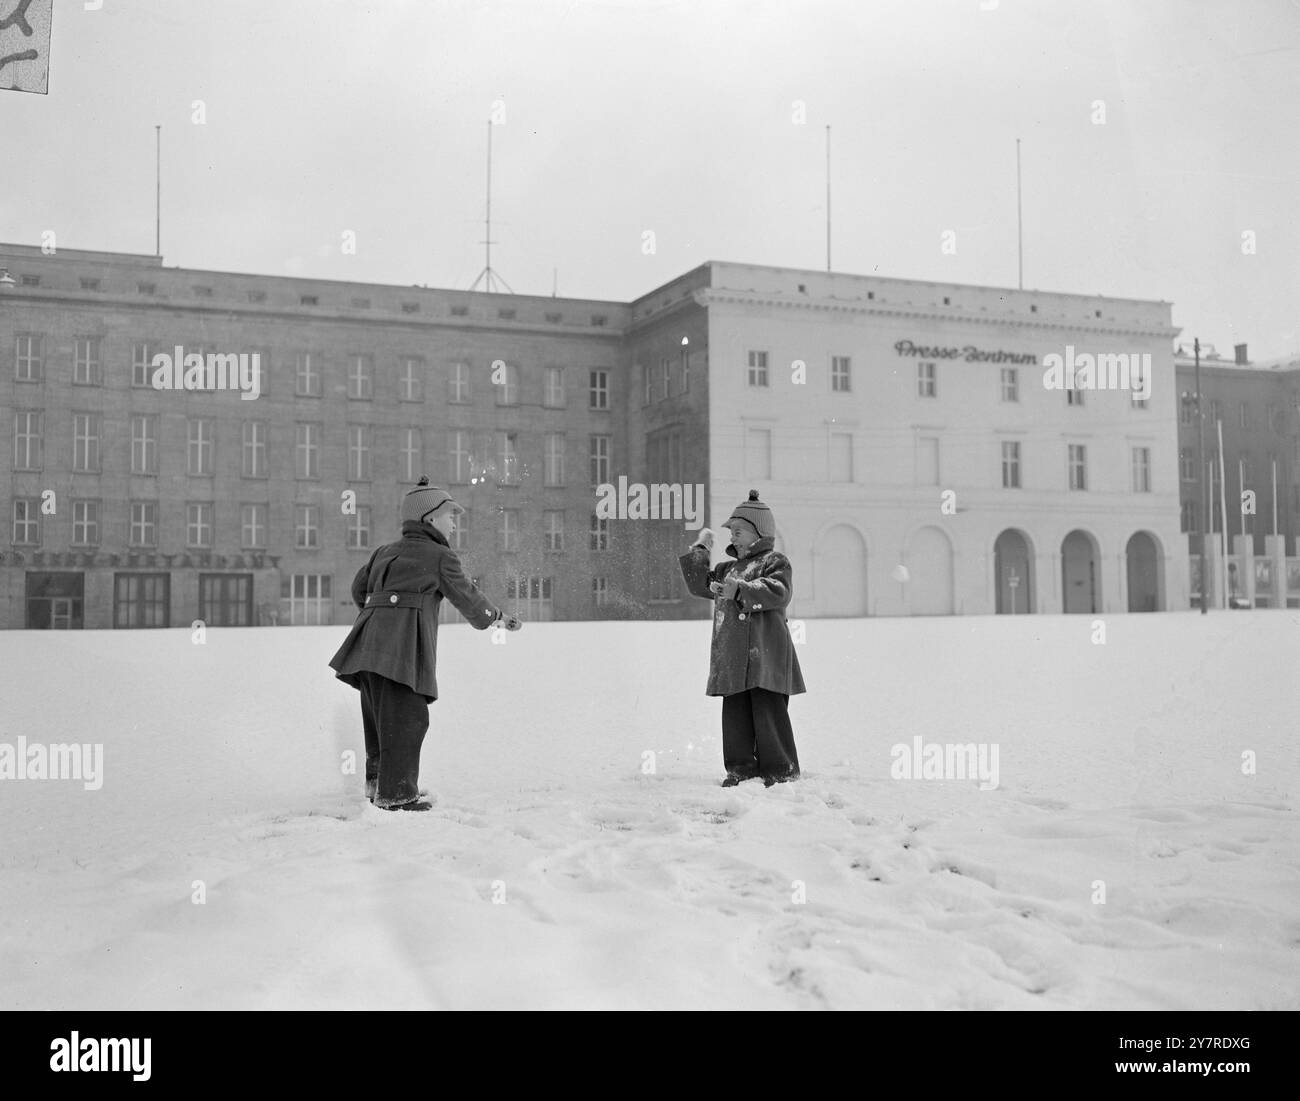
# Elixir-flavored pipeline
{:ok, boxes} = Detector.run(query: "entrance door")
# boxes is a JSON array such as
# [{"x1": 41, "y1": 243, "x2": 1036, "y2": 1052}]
[{"x1": 50, "y1": 598, "x2": 73, "y2": 629}]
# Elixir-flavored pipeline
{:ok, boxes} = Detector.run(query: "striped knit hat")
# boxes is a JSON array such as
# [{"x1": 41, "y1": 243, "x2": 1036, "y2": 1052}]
[
  {"x1": 724, "y1": 490, "x2": 775, "y2": 540},
  {"x1": 400, "y1": 476, "x2": 463, "y2": 524}
]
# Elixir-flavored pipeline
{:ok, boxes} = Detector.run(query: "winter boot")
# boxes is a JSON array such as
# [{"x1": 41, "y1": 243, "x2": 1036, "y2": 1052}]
[{"x1": 384, "y1": 799, "x2": 433, "y2": 812}]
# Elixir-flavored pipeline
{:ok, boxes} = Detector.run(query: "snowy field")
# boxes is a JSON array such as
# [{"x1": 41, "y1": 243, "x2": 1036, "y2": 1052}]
[{"x1": 1, "y1": 611, "x2": 1297, "y2": 1011}]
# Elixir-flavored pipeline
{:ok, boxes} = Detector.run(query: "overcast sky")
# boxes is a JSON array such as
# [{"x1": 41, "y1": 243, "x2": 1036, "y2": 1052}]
[{"x1": 3, "y1": 0, "x2": 1298, "y2": 358}]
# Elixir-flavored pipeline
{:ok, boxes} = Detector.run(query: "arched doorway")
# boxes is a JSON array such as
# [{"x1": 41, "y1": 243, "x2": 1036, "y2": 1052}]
[
  {"x1": 1126, "y1": 531, "x2": 1161, "y2": 612},
  {"x1": 994, "y1": 529, "x2": 1034, "y2": 614},
  {"x1": 814, "y1": 524, "x2": 867, "y2": 616},
  {"x1": 905, "y1": 526, "x2": 954, "y2": 615},
  {"x1": 1061, "y1": 529, "x2": 1100, "y2": 614}
]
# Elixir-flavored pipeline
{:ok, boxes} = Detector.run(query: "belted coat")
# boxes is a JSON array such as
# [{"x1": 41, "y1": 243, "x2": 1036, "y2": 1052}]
[
  {"x1": 329, "y1": 521, "x2": 500, "y2": 700},
  {"x1": 679, "y1": 535, "x2": 806, "y2": 698}
]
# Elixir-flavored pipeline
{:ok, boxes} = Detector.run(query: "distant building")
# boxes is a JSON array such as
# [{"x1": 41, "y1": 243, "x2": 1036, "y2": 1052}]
[
  {"x1": 2, "y1": 244, "x2": 1224, "y2": 626},
  {"x1": 1172, "y1": 342, "x2": 1300, "y2": 556}
]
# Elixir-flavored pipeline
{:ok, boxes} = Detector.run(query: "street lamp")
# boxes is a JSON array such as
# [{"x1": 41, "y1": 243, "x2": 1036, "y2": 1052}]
[
  {"x1": 0, "y1": 268, "x2": 15, "y2": 290},
  {"x1": 1178, "y1": 337, "x2": 1209, "y2": 614}
]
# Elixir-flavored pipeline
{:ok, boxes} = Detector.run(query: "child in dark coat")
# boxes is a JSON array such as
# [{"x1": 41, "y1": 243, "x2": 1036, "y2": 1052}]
[
  {"x1": 679, "y1": 490, "x2": 804, "y2": 787},
  {"x1": 329, "y1": 477, "x2": 520, "y2": 811}
]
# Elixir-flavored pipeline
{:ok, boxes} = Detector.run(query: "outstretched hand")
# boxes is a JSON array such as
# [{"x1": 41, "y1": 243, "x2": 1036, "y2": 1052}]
[
  {"x1": 499, "y1": 613, "x2": 522, "y2": 631},
  {"x1": 693, "y1": 528, "x2": 715, "y2": 551}
]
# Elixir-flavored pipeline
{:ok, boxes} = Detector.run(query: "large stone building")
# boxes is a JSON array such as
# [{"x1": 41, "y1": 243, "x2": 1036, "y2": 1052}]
[{"x1": 8, "y1": 242, "x2": 1281, "y2": 627}]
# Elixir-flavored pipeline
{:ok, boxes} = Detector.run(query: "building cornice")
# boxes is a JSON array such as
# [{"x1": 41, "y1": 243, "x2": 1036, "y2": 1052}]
[{"x1": 694, "y1": 288, "x2": 1179, "y2": 341}]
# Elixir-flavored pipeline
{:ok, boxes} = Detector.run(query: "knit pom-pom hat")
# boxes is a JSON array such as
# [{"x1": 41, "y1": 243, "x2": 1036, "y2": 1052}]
[
  {"x1": 724, "y1": 490, "x2": 775, "y2": 540},
  {"x1": 400, "y1": 476, "x2": 463, "y2": 525}
]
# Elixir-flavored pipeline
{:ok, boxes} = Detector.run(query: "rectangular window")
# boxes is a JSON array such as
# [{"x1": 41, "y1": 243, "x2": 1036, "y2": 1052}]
[
  {"x1": 661, "y1": 357, "x2": 671, "y2": 400},
  {"x1": 1132, "y1": 447, "x2": 1152, "y2": 492},
  {"x1": 589, "y1": 369, "x2": 609, "y2": 410},
  {"x1": 1067, "y1": 385, "x2": 1085, "y2": 406},
  {"x1": 544, "y1": 510, "x2": 565, "y2": 552},
  {"x1": 295, "y1": 352, "x2": 320, "y2": 397},
  {"x1": 1181, "y1": 500, "x2": 1196, "y2": 533},
  {"x1": 72, "y1": 500, "x2": 101, "y2": 545},
  {"x1": 241, "y1": 503, "x2": 267, "y2": 549},
  {"x1": 1131, "y1": 365, "x2": 1148, "y2": 409},
  {"x1": 746, "y1": 427, "x2": 772, "y2": 481},
  {"x1": 500, "y1": 509, "x2": 519, "y2": 553},
  {"x1": 129, "y1": 501, "x2": 158, "y2": 547},
  {"x1": 281, "y1": 574, "x2": 332, "y2": 626},
  {"x1": 132, "y1": 342, "x2": 153, "y2": 388},
  {"x1": 1000, "y1": 367, "x2": 1019, "y2": 402},
  {"x1": 449, "y1": 431, "x2": 470, "y2": 484},
  {"x1": 348, "y1": 354, "x2": 373, "y2": 400},
  {"x1": 400, "y1": 357, "x2": 425, "y2": 402},
  {"x1": 590, "y1": 435, "x2": 610, "y2": 486},
  {"x1": 506, "y1": 575, "x2": 554, "y2": 621},
  {"x1": 400, "y1": 428, "x2": 422, "y2": 483},
  {"x1": 200, "y1": 574, "x2": 253, "y2": 627},
  {"x1": 918, "y1": 362, "x2": 937, "y2": 398},
  {"x1": 296, "y1": 504, "x2": 320, "y2": 549},
  {"x1": 296, "y1": 423, "x2": 321, "y2": 479},
  {"x1": 1001, "y1": 441, "x2": 1021, "y2": 488},
  {"x1": 448, "y1": 361, "x2": 469, "y2": 403},
  {"x1": 1180, "y1": 448, "x2": 1194, "y2": 482},
  {"x1": 73, "y1": 414, "x2": 101, "y2": 472},
  {"x1": 681, "y1": 346, "x2": 690, "y2": 393},
  {"x1": 495, "y1": 363, "x2": 519, "y2": 406},
  {"x1": 829, "y1": 432, "x2": 853, "y2": 482},
  {"x1": 125, "y1": 415, "x2": 156, "y2": 476},
  {"x1": 1210, "y1": 400, "x2": 1222, "y2": 422},
  {"x1": 589, "y1": 513, "x2": 609, "y2": 552},
  {"x1": 1068, "y1": 444, "x2": 1087, "y2": 490},
  {"x1": 831, "y1": 355, "x2": 852, "y2": 393},
  {"x1": 450, "y1": 509, "x2": 469, "y2": 551},
  {"x1": 242, "y1": 421, "x2": 268, "y2": 478},
  {"x1": 74, "y1": 337, "x2": 102, "y2": 385},
  {"x1": 348, "y1": 424, "x2": 372, "y2": 481},
  {"x1": 747, "y1": 350, "x2": 769, "y2": 388},
  {"x1": 1181, "y1": 399, "x2": 1196, "y2": 426},
  {"x1": 593, "y1": 577, "x2": 609, "y2": 607},
  {"x1": 642, "y1": 363, "x2": 652, "y2": 405},
  {"x1": 113, "y1": 573, "x2": 170, "y2": 629},
  {"x1": 15, "y1": 334, "x2": 42, "y2": 381},
  {"x1": 187, "y1": 502, "x2": 213, "y2": 547},
  {"x1": 1239, "y1": 403, "x2": 1249, "y2": 429},
  {"x1": 187, "y1": 418, "x2": 215, "y2": 476},
  {"x1": 544, "y1": 434, "x2": 566, "y2": 487},
  {"x1": 14, "y1": 411, "x2": 43, "y2": 470},
  {"x1": 544, "y1": 367, "x2": 565, "y2": 408},
  {"x1": 12, "y1": 499, "x2": 40, "y2": 545},
  {"x1": 497, "y1": 432, "x2": 519, "y2": 484},
  {"x1": 348, "y1": 506, "x2": 371, "y2": 550}
]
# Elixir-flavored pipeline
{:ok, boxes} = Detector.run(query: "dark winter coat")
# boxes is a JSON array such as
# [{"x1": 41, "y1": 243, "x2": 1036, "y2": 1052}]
[
  {"x1": 679, "y1": 536, "x2": 806, "y2": 697},
  {"x1": 329, "y1": 521, "x2": 500, "y2": 701}
]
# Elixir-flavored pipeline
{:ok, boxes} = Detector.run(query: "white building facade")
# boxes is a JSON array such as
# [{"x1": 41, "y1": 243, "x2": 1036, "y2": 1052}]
[{"x1": 694, "y1": 263, "x2": 1185, "y2": 617}]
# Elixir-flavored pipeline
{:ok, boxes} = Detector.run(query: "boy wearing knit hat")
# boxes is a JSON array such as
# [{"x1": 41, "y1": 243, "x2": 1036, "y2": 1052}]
[
  {"x1": 679, "y1": 490, "x2": 804, "y2": 787},
  {"x1": 329, "y1": 477, "x2": 521, "y2": 811}
]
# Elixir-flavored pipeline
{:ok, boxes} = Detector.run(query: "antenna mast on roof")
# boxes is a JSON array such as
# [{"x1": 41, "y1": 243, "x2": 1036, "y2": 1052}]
[{"x1": 470, "y1": 118, "x2": 514, "y2": 293}]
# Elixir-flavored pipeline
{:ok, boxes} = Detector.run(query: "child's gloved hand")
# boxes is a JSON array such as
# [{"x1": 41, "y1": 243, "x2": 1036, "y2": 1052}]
[
  {"x1": 498, "y1": 613, "x2": 523, "y2": 631},
  {"x1": 692, "y1": 528, "x2": 715, "y2": 551},
  {"x1": 720, "y1": 575, "x2": 740, "y2": 600}
]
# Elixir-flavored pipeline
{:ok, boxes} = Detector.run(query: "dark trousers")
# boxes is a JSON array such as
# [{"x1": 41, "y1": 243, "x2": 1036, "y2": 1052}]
[
  {"x1": 357, "y1": 670, "x2": 430, "y2": 807},
  {"x1": 721, "y1": 687, "x2": 800, "y2": 782}
]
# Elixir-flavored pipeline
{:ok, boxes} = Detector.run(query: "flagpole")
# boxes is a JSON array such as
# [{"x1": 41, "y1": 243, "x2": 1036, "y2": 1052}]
[
  {"x1": 1272, "y1": 457, "x2": 1279, "y2": 537},
  {"x1": 155, "y1": 125, "x2": 161, "y2": 257},
  {"x1": 1217, "y1": 418, "x2": 1229, "y2": 607},
  {"x1": 1016, "y1": 137, "x2": 1023, "y2": 290},
  {"x1": 825, "y1": 125, "x2": 832, "y2": 272}
]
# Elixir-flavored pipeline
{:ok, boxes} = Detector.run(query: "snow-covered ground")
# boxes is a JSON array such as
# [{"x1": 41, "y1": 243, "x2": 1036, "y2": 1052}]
[{"x1": 1, "y1": 611, "x2": 1297, "y2": 1010}]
